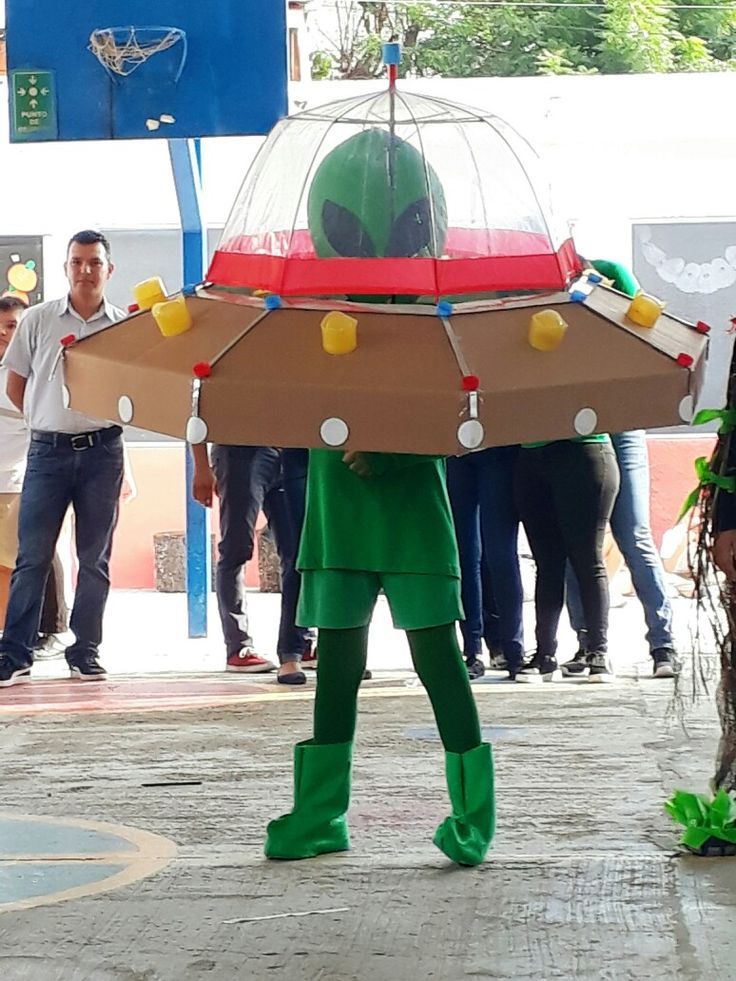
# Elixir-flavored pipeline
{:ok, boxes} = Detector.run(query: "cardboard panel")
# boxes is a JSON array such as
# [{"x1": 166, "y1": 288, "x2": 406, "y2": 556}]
[{"x1": 63, "y1": 293, "x2": 706, "y2": 454}]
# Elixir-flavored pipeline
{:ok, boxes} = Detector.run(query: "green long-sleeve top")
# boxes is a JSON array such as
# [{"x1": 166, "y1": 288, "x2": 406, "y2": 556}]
[{"x1": 297, "y1": 449, "x2": 460, "y2": 577}]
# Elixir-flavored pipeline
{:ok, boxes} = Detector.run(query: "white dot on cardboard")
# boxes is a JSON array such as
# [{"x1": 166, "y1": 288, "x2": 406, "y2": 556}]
[
  {"x1": 118, "y1": 395, "x2": 134, "y2": 424},
  {"x1": 573, "y1": 407, "x2": 597, "y2": 436},
  {"x1": 186, "y1": 416, "x2": 209, "y2": 444},
  {"x1": 320, "y1": 417, "x2": 349, "y2": 447},
  {"x1": 679, "y1": 394, "x2": 695, "y2": 423},
  {"x1": 457, "y1": 419, "x2": 484, "y2": 449}
]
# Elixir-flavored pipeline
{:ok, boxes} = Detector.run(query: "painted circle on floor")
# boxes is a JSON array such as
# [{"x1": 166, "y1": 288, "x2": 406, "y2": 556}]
[{"x1": 0, "y1": 812, "x2": 176, "y2": 913}]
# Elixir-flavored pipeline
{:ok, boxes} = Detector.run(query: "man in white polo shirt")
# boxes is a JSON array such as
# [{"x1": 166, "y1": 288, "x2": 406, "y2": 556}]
[{"x1": 0, "y1": 230, "x2": 126, "y2": 687}]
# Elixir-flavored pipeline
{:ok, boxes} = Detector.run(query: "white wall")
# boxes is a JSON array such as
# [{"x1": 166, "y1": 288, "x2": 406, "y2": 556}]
[{"x1": 1, "y1": 72, "x2": 735, "y2": 297}]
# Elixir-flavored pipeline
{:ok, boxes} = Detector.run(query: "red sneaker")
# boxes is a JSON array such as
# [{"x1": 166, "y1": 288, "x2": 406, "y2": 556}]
[
  {"x1": 226, "y1": 649, "x2": 276, "y2": 673},
  {"x1": 301, "y1": 646, "x2": 318, "y2": 670}
]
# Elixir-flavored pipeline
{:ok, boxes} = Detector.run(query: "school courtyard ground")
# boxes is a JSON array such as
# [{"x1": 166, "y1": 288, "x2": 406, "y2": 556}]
[{"x1": 0, "y1": 583, "x2": 734, "y2": 981}]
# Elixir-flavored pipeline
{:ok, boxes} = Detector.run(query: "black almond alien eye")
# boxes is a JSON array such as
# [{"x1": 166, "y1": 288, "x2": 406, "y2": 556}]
[
  {"x1": 386, "y1": 197, "x2": 433, "y2": 258},
  {"x1": 322, "y1": 200, "x2": 377, "y2": 258}
]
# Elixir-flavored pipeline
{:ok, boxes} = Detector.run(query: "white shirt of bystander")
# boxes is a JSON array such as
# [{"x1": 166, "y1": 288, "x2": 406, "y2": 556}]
[
  {"x1": 0, "y1": 365, "x2": 29, "y2": 493},
  {"x1": 2, "y1": 295, "x2": 126, "y2": 435}
]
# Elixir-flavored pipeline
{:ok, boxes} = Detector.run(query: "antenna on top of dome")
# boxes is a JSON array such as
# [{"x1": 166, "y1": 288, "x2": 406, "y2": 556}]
[
  {"x1": 382, "y1": 41, "x2": 401, "y2": 91},
  {"x1": 382, "y1": 42, "x2": 402, "y2": 243}
]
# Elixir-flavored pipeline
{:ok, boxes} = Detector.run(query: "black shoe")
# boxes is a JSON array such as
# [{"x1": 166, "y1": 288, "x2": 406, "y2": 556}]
[
  {"x1": 561, "y1": 649, "x2": 589, "y2": 677},
  {"x1": 276, "y1": 670, "x2": 307, "y2": 686},
  {"x1": 362, "y1": 668, "x2": 372, "y2": 682},
  {"x1": 0, "y1": 655, "x2": 31, "y2": 688},
  {"x1": 505, "y1": 654, "x2": 524, "y2": 682},
  {"x1": 466, "y1": 656, "x2": 486, "y2": 680},
  {"x1": 516, "y1": 654, "x2": 559, "y2": 683},
  {"x1": 488, "y1": 652, "x2": 508, "y2": 671},
  {"x1": 68, "y1": 654, "x2": 107, "y2": 682},
  {"x1": 587, "y1": 651, "x2": 614, "y2": 683},
  {"x1": 651, "y1": 647, "x2": 677, "y2": 678}
]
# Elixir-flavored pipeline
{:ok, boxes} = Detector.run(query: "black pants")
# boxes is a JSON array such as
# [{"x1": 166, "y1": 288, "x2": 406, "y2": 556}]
[{"x1": 515, "y1": 440, "x2": 620, "y2": 657}]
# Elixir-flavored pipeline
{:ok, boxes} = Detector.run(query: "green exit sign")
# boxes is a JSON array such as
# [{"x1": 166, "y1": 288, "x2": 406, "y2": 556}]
[{"x1": 11, "y1": 70, "x2": 58, "y2": 141}]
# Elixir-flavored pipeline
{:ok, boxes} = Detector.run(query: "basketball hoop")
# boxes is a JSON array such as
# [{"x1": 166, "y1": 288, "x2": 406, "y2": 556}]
[{"x1": 88, "y1": 26, "x2": 188, "y2": 81}]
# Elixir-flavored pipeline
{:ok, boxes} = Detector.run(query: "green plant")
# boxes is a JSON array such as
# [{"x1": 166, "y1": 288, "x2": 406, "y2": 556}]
[{"x1": 665, "y1": 789, "x2": 736, "y2": 850}]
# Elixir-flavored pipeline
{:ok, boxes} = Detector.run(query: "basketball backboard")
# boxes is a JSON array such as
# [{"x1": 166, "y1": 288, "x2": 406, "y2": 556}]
[{"x1": 5, "y1": 1, "x2": 287, "y2": 142}]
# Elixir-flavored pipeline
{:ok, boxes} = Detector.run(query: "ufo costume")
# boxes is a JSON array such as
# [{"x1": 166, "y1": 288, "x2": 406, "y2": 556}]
[{"x1": 264, "y1": 130, "x2": 495, "y2": 866}]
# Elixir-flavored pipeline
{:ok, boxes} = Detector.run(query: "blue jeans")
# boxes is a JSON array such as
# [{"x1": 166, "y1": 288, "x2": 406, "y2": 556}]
[
  {"x1": 0, "y1": 432, "x2": 123, "y2": 669},
  {"x1": 566, "y1": 431, "x2": 674, "y2": 652},
  {"x1": 447, "y1": 446, "x2": 524, "y2": 666},
  {"x1": 211, "y1": 445, "x2": 311, "y2": 662}
]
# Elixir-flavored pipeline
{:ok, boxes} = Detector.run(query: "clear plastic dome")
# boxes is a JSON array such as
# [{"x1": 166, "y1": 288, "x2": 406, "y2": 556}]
[{"x1": 209, "y1": 88, "x2": 580, "y2": 297}]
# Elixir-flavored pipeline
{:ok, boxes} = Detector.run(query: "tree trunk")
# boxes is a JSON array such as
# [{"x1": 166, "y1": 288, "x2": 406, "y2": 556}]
[
  {"x1": 712, "y1": 344, "x2": 736, "y2": 792},
  {"x1": 713, "y1": 585, "x2": 736, "y2": 792}
]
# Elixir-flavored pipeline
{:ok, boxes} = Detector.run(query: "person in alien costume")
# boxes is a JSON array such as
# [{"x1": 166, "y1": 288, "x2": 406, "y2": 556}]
[{"x1": 264, "y1": 129, "x2": 495, "y2": 866}]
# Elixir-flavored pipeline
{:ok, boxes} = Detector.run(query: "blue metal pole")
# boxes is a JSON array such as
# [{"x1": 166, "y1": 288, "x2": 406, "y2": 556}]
[{"x1": 168, "y1": 138, "x2": 209, "y2": 638}]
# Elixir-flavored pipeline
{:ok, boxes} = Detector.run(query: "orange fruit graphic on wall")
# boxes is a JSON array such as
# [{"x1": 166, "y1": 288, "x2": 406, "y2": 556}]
[{"x1": 7, "y1": 260, "x2": 37, "y2": 294}]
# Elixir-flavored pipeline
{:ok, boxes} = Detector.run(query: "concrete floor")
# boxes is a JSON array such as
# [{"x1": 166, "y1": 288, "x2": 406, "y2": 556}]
[{"x1": 0, "y1": 587, "x2": 734, "y2": 981}]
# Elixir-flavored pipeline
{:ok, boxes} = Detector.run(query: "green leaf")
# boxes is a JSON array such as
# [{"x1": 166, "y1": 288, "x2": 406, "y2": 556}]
[
  {"x1": 665, "y1": 790, "x2": 709, "y2": 825},
  {"x1": 681, "y1": 825, "x2": 716, "y2": 850},
  {"x1": 710, "y1": 788, "x2": 736, "y2": 825},
  {"x1": 666, "y1": 788, "x2": 736, "y2": 846},
  {"x1": 678, "y1": 487, "x2": 702, "y2": 522}
]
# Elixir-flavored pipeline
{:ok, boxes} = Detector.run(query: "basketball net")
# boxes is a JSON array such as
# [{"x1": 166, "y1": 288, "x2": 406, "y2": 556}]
[{"x1": 88, "y1": 27, "x2": 187, "y2": 79}]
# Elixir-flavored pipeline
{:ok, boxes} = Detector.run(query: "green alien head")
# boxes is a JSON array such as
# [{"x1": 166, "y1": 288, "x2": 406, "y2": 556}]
[{"x1": 307, "y1": 128, "x2": 448, "y2": 261}]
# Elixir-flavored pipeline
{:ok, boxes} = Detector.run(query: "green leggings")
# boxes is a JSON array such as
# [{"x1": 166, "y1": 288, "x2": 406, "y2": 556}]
[{"x1": 313, "y1": 623, "x2": 481, "y2": 754}]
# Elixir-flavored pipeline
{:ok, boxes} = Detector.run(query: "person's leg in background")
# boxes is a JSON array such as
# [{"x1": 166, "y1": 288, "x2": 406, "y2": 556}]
[
  {"x1": 281, "y1": 448, "x2": 317, "y2": 662},
  {"x1": 480, "y1": 558, "x2": 503, "y2": 662},
  {"x1": 65, "y1": 438, "x2": 125, "y2": 676},
  {"x1": 211, "y1": 445, "x2": 280, "y2": 673},
  {"x1": 514, "y1": 446, "x2": 567, "y2": 682},
  {"x1": 477, "y1": 445, "x2": 525, "y2": 679},
  {"x1": 0, "y1": 442, "x2": 74, "y2": 684},
  {"x1": 263, "y1": 449, "x2": 312, "y2": 685},
  {"x1": 446, "y1": 455, "x2": 485, "y2": 678},
  {"x1": 610, "y1": 431, "x2": 677, "y2": 677},
  {"x1": 551, "y1": 441, "x2": 620, "y2": 683},
  {"x1": 0, "y1": 492, "x2": 19, "y2": 631},
  {"x1": 35, "y1": 551, "x2": 70, "y2": 658},
  {"x1": 0, "y1": 564, "x2": 10, "y2": 630},
  {"x1": 562, "y1": 565, "x2": 590, "y2": 675}
]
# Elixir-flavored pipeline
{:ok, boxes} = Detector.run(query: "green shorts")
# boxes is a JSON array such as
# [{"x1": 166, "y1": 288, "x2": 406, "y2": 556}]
[{"x1": 298, "y1": 569, "x2": 463, "y2": 631}]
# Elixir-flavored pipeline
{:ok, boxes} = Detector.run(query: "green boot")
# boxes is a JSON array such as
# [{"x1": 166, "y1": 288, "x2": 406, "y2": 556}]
[
  {"x1": 433, "y1": 743, "x2": 495, "y2": 866},
  {"x1": 264, "y1": 739, "x2": 352, "y2": 860}
]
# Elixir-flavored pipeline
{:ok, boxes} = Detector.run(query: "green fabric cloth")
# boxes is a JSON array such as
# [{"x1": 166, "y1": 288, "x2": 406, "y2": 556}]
[
  {"x1": 433, "y1": 743, "x2": 495, "y2": 865},
  {"x1": 312, "y1": 624, "x2": 481, "y2": 754},
  {"x1": 297, "y1": 449, "x2": 460, "y2": 577},
  {"x1": 264, "y1": 739, "x2": 352, "y2": 859},
  {"x1": 313, "y1": 627, "x2": 369, "y2": 745},
  {"x1": 522, "y1": 434, "x2": 610, "y2": 450},
  {"x1": 406, "y1": 623, "x2": 481, "y2": 754},
  {"x1": 298, "y1": 569, "x2": 463, "y2": 630},
  {"x1": 590, "y1": 258, "x2": 639, "y2": 298}
]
